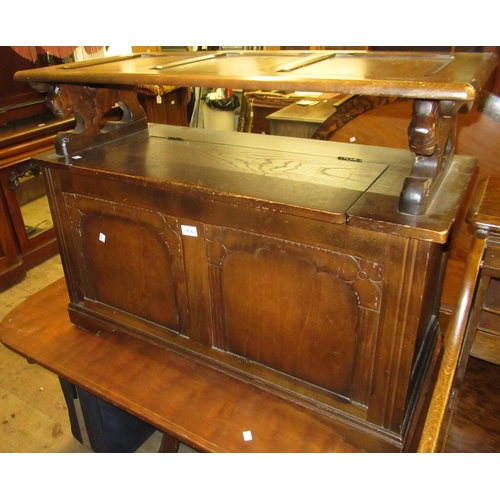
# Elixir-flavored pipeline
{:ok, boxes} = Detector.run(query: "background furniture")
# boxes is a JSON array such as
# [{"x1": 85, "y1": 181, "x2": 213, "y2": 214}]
[
  {"x1": 0, "y1": 46, "x2": 47, "y2": 126},
  {"x1": 266, "y1": 94, "x2": 349, "y2": 138},
  {"x1": 237, "y1": 91, "x2": 301, "y2": 134},
  {"x1": 465, "y1": 177, "x2": 500, "y2": 364},
  {"x1": 137, "y1": 85, "x2": 190, "y2": 126},
  {"x1": 0, "y1": 115, "x2": 74, "y2": 292},
  {"x1": 0, "y1": 45, "x2": 79, "y2": 291},
  {"x1": 0, "y1": 47, "x2": 60, "y2": 291},
  {"x1": 238, "y1": 91, "x2": 347, "y2": 136},
  {"x1": 0, "y1": 47, "x2": 80, "y2": 292}
]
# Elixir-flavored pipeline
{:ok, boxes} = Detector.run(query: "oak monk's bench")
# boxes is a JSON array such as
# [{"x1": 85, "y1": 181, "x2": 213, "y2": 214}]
[{"x1": 0, "y1": 49, "x2": 497, "y2": 452}]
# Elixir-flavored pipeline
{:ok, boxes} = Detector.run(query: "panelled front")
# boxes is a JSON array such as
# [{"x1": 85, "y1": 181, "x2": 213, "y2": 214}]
[
  {"x1": 43, "y1": 162, "x2": 443, "y2": 442},
  {"x1": 13, "y1": 50, "x2": 490, "y2": 452}
]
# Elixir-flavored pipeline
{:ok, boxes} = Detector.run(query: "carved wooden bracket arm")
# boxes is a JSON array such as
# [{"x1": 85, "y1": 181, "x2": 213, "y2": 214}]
[
  {"x1": 399, "y1": 99, "x2": 468, "y2": 215},
  {"x1": 30, "y1": 82, "x2": 148, "y2": 156}
]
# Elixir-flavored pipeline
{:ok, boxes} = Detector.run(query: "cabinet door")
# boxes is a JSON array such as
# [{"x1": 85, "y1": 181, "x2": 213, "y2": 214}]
[{"x1": 165, "y1": 89, "x2": 188, "y2": 126}]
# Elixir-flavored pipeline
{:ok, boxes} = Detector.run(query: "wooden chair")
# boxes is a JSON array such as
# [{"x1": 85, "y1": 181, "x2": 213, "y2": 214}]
[{"x1": 418, "y1": 229, "x2": 487, "y2": 451}]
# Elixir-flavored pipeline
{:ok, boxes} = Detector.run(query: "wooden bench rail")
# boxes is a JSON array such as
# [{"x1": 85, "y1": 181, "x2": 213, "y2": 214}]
[{"x1": 418, "y1": 230, "x2": 487, "y2": 452}]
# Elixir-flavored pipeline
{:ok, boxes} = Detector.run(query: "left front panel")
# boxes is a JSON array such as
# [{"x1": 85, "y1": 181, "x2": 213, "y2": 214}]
[
  {"x1": 43, "y1": 167, "x2": 193, "y2": 344},
  {"x1": 67, "y1": 193, "x2": 183, "y2": 332}
]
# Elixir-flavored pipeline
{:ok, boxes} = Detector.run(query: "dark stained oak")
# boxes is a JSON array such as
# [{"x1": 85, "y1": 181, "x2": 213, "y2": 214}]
[
  {"x1": 0, "y1": 115, "x2": 75, "y2": 292},
  {"x1": 4, "y1": 50, "x2": 497, "y2": 452},
  {"x1": 464, "y1": 177, "x2": 500, "y2": 365},
  {"x1": 468, "y1": 176, "x2": 500, "y2": 231},
  {"x1": 20, "y1": 124, "x2": 475, "y2": 452},
  {"x1": 14, "y1": 51, "x2": 496, "y2": 100}
]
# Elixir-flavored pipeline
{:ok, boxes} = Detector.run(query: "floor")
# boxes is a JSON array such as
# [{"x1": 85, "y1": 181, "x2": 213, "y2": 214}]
[
  {"x1": 445, "y1": 356, "x2": 500, "y2": 452},
  {"x1": 2, "y1": 255, "x2": 500, "y2": 453},
  {"x1": 0, "y1": 255, "x2": 194, "y2": 453}
]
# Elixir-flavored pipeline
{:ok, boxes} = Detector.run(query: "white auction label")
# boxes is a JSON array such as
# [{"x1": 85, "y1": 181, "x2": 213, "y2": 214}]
[{"x1": 181, "y1": 225, "x2": 198, "y2": 237}]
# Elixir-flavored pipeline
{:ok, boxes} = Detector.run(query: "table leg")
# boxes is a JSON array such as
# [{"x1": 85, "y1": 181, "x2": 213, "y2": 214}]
[{"x1": 159, "y1": 433, "x2": 180, "y2": 453}]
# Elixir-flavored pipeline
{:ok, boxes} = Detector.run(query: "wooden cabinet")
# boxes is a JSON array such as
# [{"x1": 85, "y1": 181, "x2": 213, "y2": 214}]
[
  {"x1": 0, "y1": 46, "x2": 76, "y2": 291},
  {"x1": 0, "y1": 183, "x2": 23, "y2": 290},
  {"x1": 472, "y1": 271, "x2": 500, "y2": 362},
  {"x1": 0, "y1": 115, "x2": 74, "y2": 291},
  {"x1": 0, "y1": 46, "x2": 47, "y2": 126},
  {"x1": 267, "y1": 95, "x2": 343, "y2": 138}
]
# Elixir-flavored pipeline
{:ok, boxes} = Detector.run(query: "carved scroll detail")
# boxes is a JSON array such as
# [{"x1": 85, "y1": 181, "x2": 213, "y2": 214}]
[
  {"x1": 205, "y1": 225, "x2": 383, "y2": 311},
  {"x1": 399, "y1": 99, "x2": 466, "y2": 215},
  {"x1": 205, "y1": 225, "x2": 383, "y2": 404},
  {"x1": 34, "y1": 82, "x2": 148, "y2": 156}
]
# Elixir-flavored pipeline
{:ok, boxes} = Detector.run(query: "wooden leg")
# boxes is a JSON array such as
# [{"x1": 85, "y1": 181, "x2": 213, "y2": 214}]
[{"x1": 159, "y1": 433, "x2": 180, "y2": 453}]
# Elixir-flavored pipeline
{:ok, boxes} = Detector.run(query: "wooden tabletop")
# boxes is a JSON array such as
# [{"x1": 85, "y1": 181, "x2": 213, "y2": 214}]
[
  {"x1": 267, "y1": 98, "x2": 339, "y2": 124},
  {"x1": 0, "y1": 278, "x2": 375, "y2": 452},
  {"x1": 14, "y1": 50, "x2": 498, "y2": 101},
  {"x1": 467, "y1": 177, "x2": 500, "y2": 232}
]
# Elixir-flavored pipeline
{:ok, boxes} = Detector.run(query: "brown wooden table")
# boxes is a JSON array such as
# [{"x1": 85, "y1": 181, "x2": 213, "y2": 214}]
[
  {"x1": 267, "y1": 97, "x2": 340, "y2": 138},
  {"x1": 0, "y1": 277, "x2": 370, "y2": 453}
]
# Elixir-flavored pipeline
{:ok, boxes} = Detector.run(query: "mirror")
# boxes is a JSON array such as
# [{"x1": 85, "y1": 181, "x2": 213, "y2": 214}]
[{"x1": 12, "y1": 168, "x2": 53, "y2": 239}]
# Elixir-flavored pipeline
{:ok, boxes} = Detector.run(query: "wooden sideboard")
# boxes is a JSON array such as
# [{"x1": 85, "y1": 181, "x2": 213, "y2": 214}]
[
  {"x1": 0, "y1": 114, "x2": 75, "y2": 291},
  {"x1": 0, "y1": 46, "x2": 72, "y2": 291},
  {"x1": 5, "y1": 50, "x2": 497, "y2": 452}
]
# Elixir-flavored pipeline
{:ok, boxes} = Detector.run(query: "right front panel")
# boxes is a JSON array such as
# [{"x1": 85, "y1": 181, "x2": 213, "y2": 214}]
[{"x1": 206, "y1": 225, "x2": 383, "y2": 408}]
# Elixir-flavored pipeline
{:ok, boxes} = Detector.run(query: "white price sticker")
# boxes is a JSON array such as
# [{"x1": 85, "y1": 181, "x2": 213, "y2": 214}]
[{"x1": 181, "y1": 225, "x2": 198, "y2": 237}]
